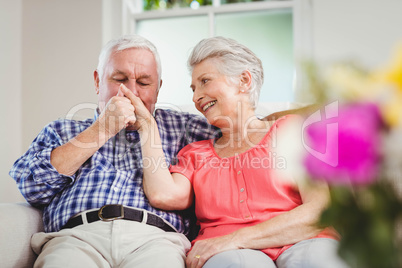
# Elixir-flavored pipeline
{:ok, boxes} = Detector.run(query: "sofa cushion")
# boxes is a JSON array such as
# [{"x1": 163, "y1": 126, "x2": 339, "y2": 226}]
[{"x1": 0, "y1": 203, "x2": 43, "y2": 268}]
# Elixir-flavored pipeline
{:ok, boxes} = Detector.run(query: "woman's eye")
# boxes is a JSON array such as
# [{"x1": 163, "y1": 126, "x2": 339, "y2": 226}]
[{"x1": 202, "y1": 79, "x2": 209, "y2": 84}]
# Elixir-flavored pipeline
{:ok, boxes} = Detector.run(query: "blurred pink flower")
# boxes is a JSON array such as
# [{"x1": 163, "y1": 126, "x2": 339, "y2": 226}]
[{"x1": 304, "y1": 102, "x2": 383, "y2": 185}]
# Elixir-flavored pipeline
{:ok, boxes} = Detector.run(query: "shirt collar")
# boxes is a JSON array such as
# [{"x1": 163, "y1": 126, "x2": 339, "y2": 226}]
[{"x1": 94, "y1": 107, "x2": 100, "y2": 121}]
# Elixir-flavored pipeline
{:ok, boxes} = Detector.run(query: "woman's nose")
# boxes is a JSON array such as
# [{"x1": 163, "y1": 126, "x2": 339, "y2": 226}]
[{"x1": 192, "y1": 89, "x2": 203, "y2": 103}]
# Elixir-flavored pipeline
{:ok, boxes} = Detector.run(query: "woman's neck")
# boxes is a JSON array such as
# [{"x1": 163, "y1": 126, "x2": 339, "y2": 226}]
[{"x1": 214, "y1": 113, "x2": 272, "y2": 157}]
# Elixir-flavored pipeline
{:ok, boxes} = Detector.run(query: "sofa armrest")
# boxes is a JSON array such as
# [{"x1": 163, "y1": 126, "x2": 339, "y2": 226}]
[{"x1": 0, "y1": 202, "x2": 44, "y2": 268}]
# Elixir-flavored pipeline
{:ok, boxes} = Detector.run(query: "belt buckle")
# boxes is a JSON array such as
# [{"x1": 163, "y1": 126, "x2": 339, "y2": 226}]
[{"x1": 98, "y1": 205, "x2": 124, "y2": 221}]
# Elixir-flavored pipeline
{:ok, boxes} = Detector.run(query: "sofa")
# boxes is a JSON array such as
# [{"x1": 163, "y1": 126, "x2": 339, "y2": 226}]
[
  {"x1": 0, "y1": 203, "x2": 44, "y2": 268},
  {"x1": 0, "y1": 102, "x2": 314, "y2": 268}
]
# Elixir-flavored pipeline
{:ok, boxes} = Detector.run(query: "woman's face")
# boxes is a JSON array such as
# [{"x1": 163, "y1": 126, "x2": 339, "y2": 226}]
[{"x1": 191, "y1": 58, "x2": 246, "y2": 127}]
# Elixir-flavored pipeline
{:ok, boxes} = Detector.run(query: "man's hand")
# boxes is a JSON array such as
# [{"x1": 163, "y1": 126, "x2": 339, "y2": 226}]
[
  {"x1": 97, "y1": 85, "x2": 137, "y2": 138},
  {"x1": 51, "y1": 85, "x2": 154, "y2": 176},
  {"x1": 50, "y1": 90, "x2": 135, "y2": 176},
  {"x1": 118, "y1": 84, "x2": 154, "y2": 132}
]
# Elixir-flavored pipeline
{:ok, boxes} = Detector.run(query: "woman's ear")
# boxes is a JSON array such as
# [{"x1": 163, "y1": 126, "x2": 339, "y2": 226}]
[{"x1": 239, "y1": 70, "x2": 252, "y2": 92}]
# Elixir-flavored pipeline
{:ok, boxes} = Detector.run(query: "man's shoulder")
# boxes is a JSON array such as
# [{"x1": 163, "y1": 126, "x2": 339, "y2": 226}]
[
  {"x1": 155, "y1": 108, "x2": 195, "y2": 117},
  {"x1": 154, "y1": 108, "x2": 219, "y2": 142},
  {"x1": 154, "y1": 108, "x2": 207, "y2": 124}
]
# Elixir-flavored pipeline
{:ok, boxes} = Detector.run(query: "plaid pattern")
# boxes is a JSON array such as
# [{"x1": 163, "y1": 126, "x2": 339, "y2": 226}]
[{"x1": 10, "y1": 109, "x2": 218, "y2": 233}]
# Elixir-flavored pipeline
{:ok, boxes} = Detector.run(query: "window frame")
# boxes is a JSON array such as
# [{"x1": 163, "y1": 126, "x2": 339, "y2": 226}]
[{"x1": 121, "y1": 0, "x2": 313, "y2": 101}]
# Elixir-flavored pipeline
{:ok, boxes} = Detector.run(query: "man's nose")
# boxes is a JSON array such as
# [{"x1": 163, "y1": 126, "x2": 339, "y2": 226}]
[{"x1": 126, "y1": 81, "x2": 140, "y2": 97}]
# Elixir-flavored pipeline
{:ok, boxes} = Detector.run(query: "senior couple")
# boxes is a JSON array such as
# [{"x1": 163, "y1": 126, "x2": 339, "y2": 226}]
[{"x1": 11, "y1": 35, "x2": 348, "y2": 268}]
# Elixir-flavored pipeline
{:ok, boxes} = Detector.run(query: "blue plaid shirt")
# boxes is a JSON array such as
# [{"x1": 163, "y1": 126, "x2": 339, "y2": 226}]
[{"x1": 10, "y1": 109, "x2": 218, "y2": 233}]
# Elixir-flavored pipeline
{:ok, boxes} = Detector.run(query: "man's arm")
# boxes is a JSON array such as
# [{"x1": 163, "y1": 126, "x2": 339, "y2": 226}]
[
  {"x1": 50, "y1": 121, "x2": 106, "y2": 176},
  {"x1": 50, "y1": 88, "x2": 136, "y2": 176},
  {"x1": 10, "y1": 86, "x2": 137, "y2": 206}
]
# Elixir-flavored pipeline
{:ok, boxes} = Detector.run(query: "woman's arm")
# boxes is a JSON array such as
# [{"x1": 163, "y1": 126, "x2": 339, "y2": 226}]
[
  {"x1": 139, "y1": 118, "x2": 193, "y2": 210},
  {"x1": 231, "y1": 180, "x2": 329, "y2": 248},
  {"x1": 186, "y1": 180, "x2": 330, "y2": 268},
  {"x1": 120, "y1": 85, "x2": 193, "y2": 211}
]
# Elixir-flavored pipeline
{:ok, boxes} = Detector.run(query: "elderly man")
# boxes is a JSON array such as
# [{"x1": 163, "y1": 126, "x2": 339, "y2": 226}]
[{"x1": 10, "y1": 35, "x2": 218, "y2": 267}]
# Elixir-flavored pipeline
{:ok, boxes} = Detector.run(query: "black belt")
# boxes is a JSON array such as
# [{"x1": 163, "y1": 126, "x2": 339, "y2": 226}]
[{"x1": 61, "y1": 204, "x2": 176, "y2": 232}]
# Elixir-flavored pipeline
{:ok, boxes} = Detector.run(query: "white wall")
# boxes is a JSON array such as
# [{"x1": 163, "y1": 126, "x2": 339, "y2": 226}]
[
  {"x1": 22, "y1": 0, "x2": 102, "y2": 151},
  {"x1": 0, "y1": 0, "x2": 102, "y2": 202},
  {"x1": 0, "y1": 0, "x2": 24, "y2": 202},
  {"x1": 311, "y1": 0, "x2": 402, "y2": 68}
]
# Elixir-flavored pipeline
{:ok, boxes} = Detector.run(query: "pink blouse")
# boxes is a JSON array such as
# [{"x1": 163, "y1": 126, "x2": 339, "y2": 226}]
[{"x1": 169, "y1": 116, "x2": 338, "y2": 260}]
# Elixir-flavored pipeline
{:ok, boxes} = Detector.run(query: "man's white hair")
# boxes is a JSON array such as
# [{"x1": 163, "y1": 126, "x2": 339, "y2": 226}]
[{"x1": 97, "y1": 35, "x2": 162, "y2": 88}]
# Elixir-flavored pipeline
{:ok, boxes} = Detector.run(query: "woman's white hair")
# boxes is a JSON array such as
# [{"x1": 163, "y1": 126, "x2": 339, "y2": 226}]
[
  {"x1": 97, "y1": 35, "x2": 162, "y2": 88},
  {"x1": 188, "y1": 36, "x2": 264, "y2": 109}
]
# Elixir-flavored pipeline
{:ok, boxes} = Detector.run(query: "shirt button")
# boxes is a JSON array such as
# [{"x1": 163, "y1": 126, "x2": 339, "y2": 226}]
[
  {"x1": 244, "y1": 215, "x2": 250, "y2": 218},
  {"x1": 240, "y1": 188, "x2": 244, "y2": 192},
  {"x1": 118, "y1": 154, "x2": 123, "y2": 159},
  {"x1": 113, "y1": 187, "x2": 119, "y2": 192},
  {"x1": 237, "y1": 171, "x2": 241, "y2": 175},
  {"x1": 240, "y1": 200, "x2": 244, "y2": 203}
]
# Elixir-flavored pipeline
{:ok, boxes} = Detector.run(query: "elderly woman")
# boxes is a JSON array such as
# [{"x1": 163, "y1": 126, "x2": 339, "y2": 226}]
[{"x1": 127, "y1": 37, "x2": 348, "y2": 268}]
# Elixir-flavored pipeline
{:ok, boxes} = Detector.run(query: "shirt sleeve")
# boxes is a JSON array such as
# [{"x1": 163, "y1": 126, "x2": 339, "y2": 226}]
[
  {"x1": 183, "y1": 113, "x2": 220, "y2": 144},
  {"x1": 9, "y1": 121, "x2": 75, "y2": 206},
  {"x1": 169, "y1": 143, "x2": 197, "y2": 182}
]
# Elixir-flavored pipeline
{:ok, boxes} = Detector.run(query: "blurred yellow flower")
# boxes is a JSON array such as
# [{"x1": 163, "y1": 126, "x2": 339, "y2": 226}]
[
  {"x1": 376, "y1": 44, "x2": 402, "y2": 91},
  {"x1": 324, "y1": 63, "x2": 380, "y2": 101},
  {"x1": 373, "y1": 44, "x2": 402, "y2": 126},
  {"x1": 382, "y1": 91, "x2": 402, "y2": 127}
]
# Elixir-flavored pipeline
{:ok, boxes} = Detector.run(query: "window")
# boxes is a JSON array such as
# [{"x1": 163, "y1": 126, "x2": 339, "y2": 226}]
[{"x1": 122, "y1": 0, "x2": 312, "y2": 110}]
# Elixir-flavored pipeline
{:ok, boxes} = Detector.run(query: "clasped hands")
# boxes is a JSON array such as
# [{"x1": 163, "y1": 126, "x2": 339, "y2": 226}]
[{"x1": 98, "y1": 84, "x2": 153, "y2": 138}]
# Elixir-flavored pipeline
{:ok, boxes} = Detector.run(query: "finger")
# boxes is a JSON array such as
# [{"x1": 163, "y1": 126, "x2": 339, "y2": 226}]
[
  {"x1": 119, "y1": 83, "x2": 143, "y2": 106},
  {"x1": 197, "y1": 258, "x2": 206, "y2": 268},
  {"x1": 125, "y1": 113, "x2": 136, "y2": 124},
  {"x1": 186, "y1": 258, "x2": 196, "y2": 268},
  {"x1": 186, "y1": 253, "x2": 195, "y2": 268},
  {"x1": 187, "y1": 252, "x2": 203, "y2": 268},
  {"x1": 117, "y1": 86, "x2": 125, "y2": 97}
]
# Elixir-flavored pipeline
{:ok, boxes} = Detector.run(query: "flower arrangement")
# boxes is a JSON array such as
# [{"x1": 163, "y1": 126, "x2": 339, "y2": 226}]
[{"x1": 301, "y1": 46, "x2": 402, "y2": 268}]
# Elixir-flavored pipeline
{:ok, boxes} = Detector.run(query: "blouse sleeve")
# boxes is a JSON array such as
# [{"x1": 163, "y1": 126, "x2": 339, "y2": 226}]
[{"x1": 169, "y1": 140, "x2": 211, "y2": 183}]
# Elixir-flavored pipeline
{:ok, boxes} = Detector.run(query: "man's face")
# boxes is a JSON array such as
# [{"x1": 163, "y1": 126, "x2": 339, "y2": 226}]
[{"x1": 94, "y1": 47, "x2": 161, "y2": 114}]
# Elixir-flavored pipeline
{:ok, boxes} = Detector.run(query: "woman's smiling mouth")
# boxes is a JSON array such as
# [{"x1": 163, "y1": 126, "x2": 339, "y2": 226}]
[{"x1": 202, "y1": 101, "x2": 217, "y2": 112}]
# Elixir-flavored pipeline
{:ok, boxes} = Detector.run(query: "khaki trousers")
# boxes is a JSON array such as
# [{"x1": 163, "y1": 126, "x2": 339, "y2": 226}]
[{"x1": 31, "y1": 220, "x2": 191, "y2": 268}]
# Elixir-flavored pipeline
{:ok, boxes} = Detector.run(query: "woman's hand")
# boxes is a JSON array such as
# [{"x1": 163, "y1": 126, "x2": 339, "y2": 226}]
[
  {"x1": 186, "y1": 234, "x2": 239, "y2": 268},
  {"x1": 118, "y1": 83, "x2": 154, "y2": 132},
  {"x1": 185, "y1": 180, "x2": 331, "y2": 268}
]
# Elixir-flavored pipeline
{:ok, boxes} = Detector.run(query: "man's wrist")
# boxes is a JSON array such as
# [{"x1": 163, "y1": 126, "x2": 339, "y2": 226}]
[{"x1": 91, "y1": 120, "x2": 114, "y2": 146}]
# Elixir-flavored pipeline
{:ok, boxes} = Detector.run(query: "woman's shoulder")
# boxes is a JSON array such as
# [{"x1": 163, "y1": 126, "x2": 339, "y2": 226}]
[
  {"x1": 173, "y1": 139, "x2": 216, "y2": 170},
  {"x1": 271, "y1": 114, "x2": 304, "y2": 128},
  {"x1": 178, "y1": 139, "x2": 214, "y2": 156}
]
